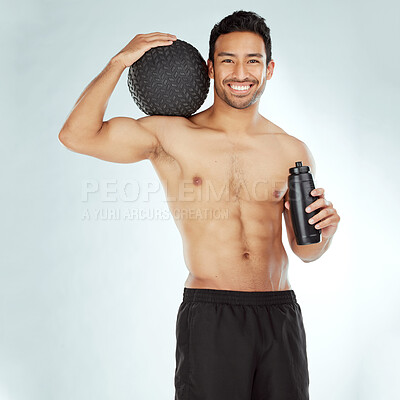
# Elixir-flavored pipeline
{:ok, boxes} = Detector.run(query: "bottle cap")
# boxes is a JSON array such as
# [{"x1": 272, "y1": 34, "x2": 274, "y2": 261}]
[{"x1": 289, "y1": 161, "x2": 310, "y2": 175}]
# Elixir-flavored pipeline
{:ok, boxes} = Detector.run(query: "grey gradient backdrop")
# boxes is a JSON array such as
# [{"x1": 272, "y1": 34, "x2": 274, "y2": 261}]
[{"x1": 1, "y1": 0, "x2": 399, "y2": 399}]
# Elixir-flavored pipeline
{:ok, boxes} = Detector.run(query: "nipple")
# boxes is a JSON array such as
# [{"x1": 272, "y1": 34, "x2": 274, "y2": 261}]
[{"x1": 193, "y1": 176, "x2": 202, "y2": 186}]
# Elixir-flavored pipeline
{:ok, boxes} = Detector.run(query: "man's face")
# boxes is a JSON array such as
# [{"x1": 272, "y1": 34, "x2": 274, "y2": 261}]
[{"x1": 208, "y1": 31, "x2": 274, "y2": 110}]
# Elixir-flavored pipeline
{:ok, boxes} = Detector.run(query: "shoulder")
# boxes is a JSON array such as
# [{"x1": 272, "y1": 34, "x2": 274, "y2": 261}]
[
  {"x1": 136, "y1": 114, "x2": 193, "y2": 146},
  {"x1": 136, "y1": 115, "x2": 195, "y2": 161},
  {"x1": 265, "y1": 120, "x2": 317, "y2": 177},
  {"x1": 280, "y1": 132, "x2": 317, "y2": 177},
  {"x1": 136, "y1": 115, "x2": 191, "y2": 135}
]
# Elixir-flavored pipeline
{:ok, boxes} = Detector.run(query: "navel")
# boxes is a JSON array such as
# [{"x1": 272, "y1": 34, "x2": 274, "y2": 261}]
[{"x1": 242, "y1": 252, "x2": 250, "y2": 259}]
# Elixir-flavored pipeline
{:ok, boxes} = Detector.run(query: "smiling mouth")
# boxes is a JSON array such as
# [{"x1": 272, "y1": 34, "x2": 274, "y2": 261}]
[{"x1": 227, "y1": 83, "x2": 254, "y2": 95}]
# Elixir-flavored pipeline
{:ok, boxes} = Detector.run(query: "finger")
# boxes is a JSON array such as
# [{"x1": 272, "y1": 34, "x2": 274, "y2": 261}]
[
  {"x1": 308, "y1": 207, "x2": 335, "y2": 225},
  {"x1": 305, "y1": 198, "x2": 331, "y2": 213},
  {"x1": 315, "y1": 216, "x2": 339, "y2": 229},
  {"x1": 145, "y1": 39, "x2": 176, "y2": 49},
  {"x1": 142, "y1": 32, "x2": 177, "y2": 37},
  {"x1": 311, "y1": 188, "x2": 324, "y2": 198},
  {"x1": 146, "y1": 38, "x2": 177, "y2": 46},
  {"x1": 143, "y1": 33, "x2": 177, "y2": 41}
]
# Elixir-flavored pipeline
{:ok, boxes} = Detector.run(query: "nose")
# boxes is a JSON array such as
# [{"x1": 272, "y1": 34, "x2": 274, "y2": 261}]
[{"x1": 232, "y1": 62, "x2": 250, "y2": 80}]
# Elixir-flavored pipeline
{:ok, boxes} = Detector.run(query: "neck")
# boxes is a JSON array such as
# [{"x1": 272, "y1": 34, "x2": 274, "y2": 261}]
[{"x1": 206, "y1": 93, "x2": 262, "y2": 135}]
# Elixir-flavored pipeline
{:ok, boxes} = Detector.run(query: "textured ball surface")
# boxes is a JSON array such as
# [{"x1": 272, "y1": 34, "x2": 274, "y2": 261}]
[{"x1": 127, "y1": 39, "x2": 210, "y2": 117}]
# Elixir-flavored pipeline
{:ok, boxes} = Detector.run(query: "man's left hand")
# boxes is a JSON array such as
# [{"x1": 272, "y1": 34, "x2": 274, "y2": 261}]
[{"x1": 304, "y1": 188, "x2": 340, "y2": 239}]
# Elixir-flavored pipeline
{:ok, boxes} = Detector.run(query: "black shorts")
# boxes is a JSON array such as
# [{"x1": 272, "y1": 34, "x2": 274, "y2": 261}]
[{"x1": 175, "y1": 288, "x2": 309, "y2": 400}]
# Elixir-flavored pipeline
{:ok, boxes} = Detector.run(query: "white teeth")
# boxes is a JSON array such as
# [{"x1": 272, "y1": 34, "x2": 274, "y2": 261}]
[{"x1": 230, "y1": 85, "x2": 251, "y2": 91}]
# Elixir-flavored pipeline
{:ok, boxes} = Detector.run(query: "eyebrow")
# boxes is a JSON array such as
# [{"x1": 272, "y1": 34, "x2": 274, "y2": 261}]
[{"x1": 217, "y1": 52, "x2": 264, "y2": 58}]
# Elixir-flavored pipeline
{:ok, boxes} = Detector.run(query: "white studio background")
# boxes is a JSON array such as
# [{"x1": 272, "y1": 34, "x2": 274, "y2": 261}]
[{"x1": 1, "y1": 0, "x2": 399, "y2": 399}]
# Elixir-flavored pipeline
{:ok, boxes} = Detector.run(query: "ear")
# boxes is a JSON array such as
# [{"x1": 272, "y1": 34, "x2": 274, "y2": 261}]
[
  {"x1": 266, "y1": 59, "x2": 275, "y2": 80},
  {"x1": 207, "y1": 59, "x2": 214, "y2": 80}
]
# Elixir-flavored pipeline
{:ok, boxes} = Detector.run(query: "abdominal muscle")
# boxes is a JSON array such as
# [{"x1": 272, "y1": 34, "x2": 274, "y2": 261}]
[
  {"x1": 177, "y1": 206, "x2": 291, "y2": 292},
  {"x1": 184, "y1": 250, "x2": 291, "y2": 292}
]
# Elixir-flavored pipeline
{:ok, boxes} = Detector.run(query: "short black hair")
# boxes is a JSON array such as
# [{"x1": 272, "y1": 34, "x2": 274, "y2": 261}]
[{"x1": 208, "y1": 10, "x2": 272, "y2": 67}]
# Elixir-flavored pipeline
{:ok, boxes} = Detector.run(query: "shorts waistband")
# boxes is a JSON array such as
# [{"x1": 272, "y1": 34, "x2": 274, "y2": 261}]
[{"x1": 183, "y1": 287, "x2": 297, "y2": 306}]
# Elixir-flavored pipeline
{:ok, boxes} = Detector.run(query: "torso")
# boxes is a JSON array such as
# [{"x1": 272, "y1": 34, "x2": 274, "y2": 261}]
[{"x1": 149, "y1": 110, "x2": 302, "y2": 292}]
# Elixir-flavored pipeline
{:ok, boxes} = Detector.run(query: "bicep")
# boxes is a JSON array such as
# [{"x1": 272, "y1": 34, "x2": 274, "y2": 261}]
[
  {"x1": 88, "y1": 116, "x2": 162, "y2": 163},
  {"x1": 63, "y1": 116, "x2": 167, "y2": 164},
  {"x1": 299, "y1": 140, "x2": 317, "y2": 178}
]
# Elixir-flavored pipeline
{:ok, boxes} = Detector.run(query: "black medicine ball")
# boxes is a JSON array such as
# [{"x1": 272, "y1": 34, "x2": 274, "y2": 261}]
[{"x1": 127, "y1": 39, "x2": 210, "y2": 117}]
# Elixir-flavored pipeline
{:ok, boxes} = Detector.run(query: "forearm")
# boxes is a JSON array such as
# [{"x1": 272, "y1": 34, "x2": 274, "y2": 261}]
[
  {"x1": 59, "y1": 56, "x2": 126, "y2": 140},
  {"x1": 292, "y1": 235, "x2": 333, "y2": 263}
]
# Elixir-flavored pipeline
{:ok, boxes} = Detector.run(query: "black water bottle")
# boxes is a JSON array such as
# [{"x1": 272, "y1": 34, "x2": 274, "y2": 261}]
[{"x1": 288, "y1": 161, "x2": 321, "y2": 245}]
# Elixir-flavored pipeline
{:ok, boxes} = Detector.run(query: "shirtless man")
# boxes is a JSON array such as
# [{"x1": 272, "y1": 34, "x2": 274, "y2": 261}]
[{"x1": 58, "y1": 10, "x2": 340, "y2": 400}]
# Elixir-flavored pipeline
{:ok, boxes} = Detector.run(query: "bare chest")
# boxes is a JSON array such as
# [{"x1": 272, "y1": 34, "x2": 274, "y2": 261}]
[{"x1": 152, "y1": 129, "x2": 292, "y2": 205}]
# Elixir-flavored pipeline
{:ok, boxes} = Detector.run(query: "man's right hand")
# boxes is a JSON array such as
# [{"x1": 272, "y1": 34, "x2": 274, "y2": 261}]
[{"x1": 114, "y1": 32, "x2": 177, "y2": 68}]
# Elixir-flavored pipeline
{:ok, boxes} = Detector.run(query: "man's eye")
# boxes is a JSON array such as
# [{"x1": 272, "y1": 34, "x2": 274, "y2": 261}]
[{"x1": 222, "y1": 59, "x2": 259, "y2": 63}]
